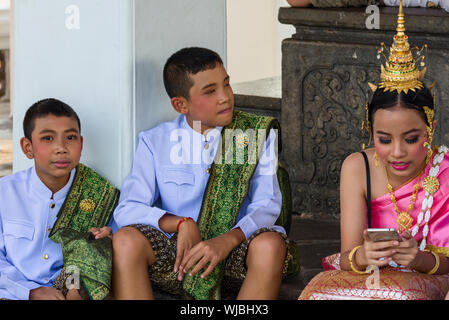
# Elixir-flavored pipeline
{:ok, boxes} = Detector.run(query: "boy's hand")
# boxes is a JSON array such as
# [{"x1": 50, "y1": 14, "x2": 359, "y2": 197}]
[
  {"x1": 90, "y1": 226, "x2": 113, "y2": 239},
  {"x1": 66, "y1": 289, "x2": 83, "y2": 300},
  {"x1": 175, "y1": 219, "x2": 202, "y2": 279},
  {"x1": 29, "y1": 287, "x2": 66, "y2": 300},
  {"x1": 179, "y1": 230, "x2": 244, "y2": 281}
]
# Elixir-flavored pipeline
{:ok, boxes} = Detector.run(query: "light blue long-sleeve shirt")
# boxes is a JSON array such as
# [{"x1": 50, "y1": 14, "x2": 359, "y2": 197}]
[
  {"x1": 0, "y1": 167, "x2": 77, "y2": 300},
  {"x1": 113, "y1": 114, "x2": 284, "y2": 239}
]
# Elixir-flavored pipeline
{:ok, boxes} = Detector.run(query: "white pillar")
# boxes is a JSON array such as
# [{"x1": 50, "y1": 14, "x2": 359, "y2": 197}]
[{"x1": 12, "y1": 0, "x2": 227, "y2": 187}]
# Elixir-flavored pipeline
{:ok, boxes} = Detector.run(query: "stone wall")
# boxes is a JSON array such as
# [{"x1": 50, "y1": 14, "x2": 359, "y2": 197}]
[{"x1": 279, "y1": 6, "x2": 449, "y2": 216}]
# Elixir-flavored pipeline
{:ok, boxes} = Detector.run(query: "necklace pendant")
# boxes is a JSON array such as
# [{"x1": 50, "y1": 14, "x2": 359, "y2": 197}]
[
  {"x1": 396, "y1": 211, "x2": 414, "y2": 232},
  {"x1": 423, "y1": 176, "x2": 439, "y2": 195}
]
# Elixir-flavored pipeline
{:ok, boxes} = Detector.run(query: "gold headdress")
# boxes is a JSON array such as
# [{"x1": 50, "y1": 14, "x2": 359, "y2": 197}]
[
  {"x1": 363, "y1": 0, "x2": 434, "y2": 147},
  {"x1": 370, "y1": 0, "x2": 428, "y2": 94}
]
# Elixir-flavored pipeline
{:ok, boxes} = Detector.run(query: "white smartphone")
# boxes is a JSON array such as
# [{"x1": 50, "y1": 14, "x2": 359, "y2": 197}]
[{"x1": 367, "y1": 228, "x2": 402, "y2": 242}]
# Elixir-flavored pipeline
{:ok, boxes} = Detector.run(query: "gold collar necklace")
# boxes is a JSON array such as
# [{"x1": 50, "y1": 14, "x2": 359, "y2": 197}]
[{"x1": 384, "y1": 161, "x2": 426, "y2": 232}]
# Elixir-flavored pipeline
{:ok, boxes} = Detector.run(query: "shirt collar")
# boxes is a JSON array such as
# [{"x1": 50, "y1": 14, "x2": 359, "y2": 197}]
[
  {"x1": 30, "y1": 166, "x2": 77, "y2": 201},
  {"x1": 181, "y1": 114, "x2": 224, "y2": 142}
]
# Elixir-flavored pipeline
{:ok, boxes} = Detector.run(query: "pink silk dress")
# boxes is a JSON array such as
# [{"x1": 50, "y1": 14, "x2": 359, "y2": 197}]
[
  {"x1": 299, "y1": 150, "x2": 449, "y2": 300},
  {"x1": 371, "y1": 153, "x2": 449, "y2": 254}
]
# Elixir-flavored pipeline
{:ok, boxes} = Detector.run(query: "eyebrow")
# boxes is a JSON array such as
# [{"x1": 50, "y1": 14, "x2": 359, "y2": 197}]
[
  {"x1": 376, "y1": 128, "x2": 421, "y2": 136},
  {"x1": 201, "y1": 75, "x2": 230, "y2": 91},
  {"x1": 38, "y1": 128, "x2": 79, "y2": 134}
]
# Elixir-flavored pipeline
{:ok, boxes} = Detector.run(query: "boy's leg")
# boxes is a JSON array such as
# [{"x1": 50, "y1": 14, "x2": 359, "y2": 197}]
[
  {"x1": 237, "y1": 231, "x2": 286, "y2": 300},
  {"x1": 112, "y1": 226, "x2": 157, "y2": 300}
]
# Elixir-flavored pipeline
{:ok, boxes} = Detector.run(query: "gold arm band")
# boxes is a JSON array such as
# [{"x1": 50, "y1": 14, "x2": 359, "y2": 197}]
[
  {"x1": 424, "y1": 250, "x2": 440, "y2": 275},
  {"x1": 349, "y1": 245, "x2": 366, "y2": 274}
]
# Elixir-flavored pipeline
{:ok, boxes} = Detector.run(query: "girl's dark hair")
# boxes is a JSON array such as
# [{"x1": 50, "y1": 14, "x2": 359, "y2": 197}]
[
  {"x1": 23, "y1": 98, "x2": 81, "y2": 141},
  {"x1": 368, "y1": 85, "x2": 434, "y2": 130}
]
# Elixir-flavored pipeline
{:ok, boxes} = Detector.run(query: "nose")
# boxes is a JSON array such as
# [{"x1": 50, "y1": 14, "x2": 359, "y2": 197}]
[
  {"x1": 391, "y1": 140, "x2": 406, "y2": 159},
  {"x1": 54, "y1": 137, "x2": 68, "y2": 154},
  {"x1": 218, "y1": 87, "x2": 232, "y2": 105}
]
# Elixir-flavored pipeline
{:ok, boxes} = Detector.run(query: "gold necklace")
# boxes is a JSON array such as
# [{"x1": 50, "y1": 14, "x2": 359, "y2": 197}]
[{"x1": 384, "y1": 164, "x2": 425, "y2": 232}]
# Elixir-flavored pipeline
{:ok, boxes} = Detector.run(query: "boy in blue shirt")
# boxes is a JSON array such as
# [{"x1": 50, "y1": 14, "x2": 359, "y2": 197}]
[
  {"x1": 112, "y1": 47, "x2": 298, "y2": 300},
  {"x1": 0, "y1": 99, "x2": 119, "y2": 300}
]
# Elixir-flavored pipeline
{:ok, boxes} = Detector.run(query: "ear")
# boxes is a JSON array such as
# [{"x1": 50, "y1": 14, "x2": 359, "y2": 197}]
[
  {"x1": 170, "y1": 97, "x2": 189, "y2": 115},
  {"x1": 20, "y1": 137, "x2": 34, "y2": 159}
]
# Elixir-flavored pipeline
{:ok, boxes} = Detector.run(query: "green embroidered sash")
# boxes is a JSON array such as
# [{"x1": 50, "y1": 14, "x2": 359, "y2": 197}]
[
  {"x1": 49, "y1": 164, "x2": 120, "y2": 300},
  {"x1": 182, "y1": 110, "x2": 293, "y2": 300}
]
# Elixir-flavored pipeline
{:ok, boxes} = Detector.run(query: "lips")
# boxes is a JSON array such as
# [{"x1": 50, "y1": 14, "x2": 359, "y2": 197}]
[
  {"x1": 53, "y1": 161, "x2": 70, "y2": 169},
  {"x1": 391, "y1": 161, "x2": 410, "y2": 171},
  {"x1": 218, "y1": 107, "x2": 232, "y2": 114}
]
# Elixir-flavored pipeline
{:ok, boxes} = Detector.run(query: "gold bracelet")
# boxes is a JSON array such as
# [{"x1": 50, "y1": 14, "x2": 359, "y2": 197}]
[
  {"x1": 349, "y1": 245, "x2": 366, "y2": 274},
  {"x1": 424, "y1": 250, "x2": 440, "y2": 275}
]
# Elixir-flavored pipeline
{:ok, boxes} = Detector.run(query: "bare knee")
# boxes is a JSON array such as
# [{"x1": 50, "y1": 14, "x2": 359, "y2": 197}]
[
  {"x1": 113, "y1": 226, "x2": 155, "y2": 265},
  {"x1": 247, "y1": 232, "x2": 286, "y2": 265}
]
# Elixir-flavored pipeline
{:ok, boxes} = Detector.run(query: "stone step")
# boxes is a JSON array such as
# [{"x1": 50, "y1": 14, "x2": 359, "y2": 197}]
[{"x1": 281, "y1": 214, "x2": 340, "y2": 299}]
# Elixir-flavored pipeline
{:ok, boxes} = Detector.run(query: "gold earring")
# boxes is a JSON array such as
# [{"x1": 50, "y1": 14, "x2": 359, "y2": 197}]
[{"x1": 374, "y1": 151, "x2": 379, "y2": 168}]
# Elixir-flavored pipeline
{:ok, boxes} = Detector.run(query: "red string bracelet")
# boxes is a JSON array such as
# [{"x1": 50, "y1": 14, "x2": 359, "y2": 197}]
[{"x1": 176, "y1": 217, "x2": 193, "y2": 233}]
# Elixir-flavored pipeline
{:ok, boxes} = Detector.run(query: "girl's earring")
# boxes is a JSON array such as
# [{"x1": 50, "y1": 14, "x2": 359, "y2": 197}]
[
  {"x1": 424, "y1": 137, "x2": 434, "y2": 164},
  {"x1": 374, "y1": 151, "x2": 379, "y2": 168}
]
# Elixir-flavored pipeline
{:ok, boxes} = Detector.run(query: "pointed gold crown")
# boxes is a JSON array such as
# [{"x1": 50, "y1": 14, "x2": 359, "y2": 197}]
[{"x1": 375, "y1": 0, "x2": 428, "y2": 94}]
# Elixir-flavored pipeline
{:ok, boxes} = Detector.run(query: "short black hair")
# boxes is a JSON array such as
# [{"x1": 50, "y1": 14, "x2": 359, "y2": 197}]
[
  {"x1": 23, "y1": 98, "x2": 81, "y2": 141},
  {"x1": 368, "y1": 85, "x2": 435, "y2": 131},
  {"x1": 163, "y1": 47, "x2": 224, "y2": 100}
]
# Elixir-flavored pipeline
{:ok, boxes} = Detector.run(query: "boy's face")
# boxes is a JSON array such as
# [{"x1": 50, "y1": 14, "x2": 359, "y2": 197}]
[
  {"x1": 174, "y1": 63, "x2": 234, "y2": 133},
  {"x1": 20, "y1": 115, "x2": 83, "y2": 192}
]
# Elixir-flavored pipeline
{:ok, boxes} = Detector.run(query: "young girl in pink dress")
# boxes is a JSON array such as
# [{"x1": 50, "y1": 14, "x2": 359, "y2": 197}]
[{"x1": 299, "y1": 1, "x2": 449, "y2": 300}]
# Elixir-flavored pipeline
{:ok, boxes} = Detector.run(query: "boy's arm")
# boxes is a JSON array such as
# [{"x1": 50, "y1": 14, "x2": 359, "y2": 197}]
[
  {"x1": 231, "y1": 129, "x2": 283, "y2": 240},
  {"x1": 112, "y1": 133, "x2": 169, "y2": 235}
]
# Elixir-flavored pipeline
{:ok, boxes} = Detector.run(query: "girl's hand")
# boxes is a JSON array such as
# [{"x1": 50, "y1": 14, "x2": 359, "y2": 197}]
[
  {"x1": 90, "y1": 226, "x2": 113, "y2": 239},
  {"x1": 392, "y1": 230, "x2": 419, "y2": 267},
  {"x1": 360, "y1": 230, "x2": 399, "y2": 268}
]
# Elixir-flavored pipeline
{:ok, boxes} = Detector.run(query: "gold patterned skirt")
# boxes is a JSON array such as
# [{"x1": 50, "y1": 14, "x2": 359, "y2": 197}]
[
  {"x1": 299, "y1": 253, "x2": 449, "y2": 300},
  {"x1": 130, "y1": 224, "x2": 298, "y2": 297}
]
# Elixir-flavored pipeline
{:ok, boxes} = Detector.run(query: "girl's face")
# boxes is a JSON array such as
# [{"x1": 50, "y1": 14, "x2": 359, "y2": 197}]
[{"x1": 372, "y1": 104, "x2": 430, "y2": 182}]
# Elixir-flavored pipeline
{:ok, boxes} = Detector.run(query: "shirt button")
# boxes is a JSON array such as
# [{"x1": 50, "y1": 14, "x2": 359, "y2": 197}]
[
  {"x1": 43, "y1": 254, "x2": 49, "y2": 260},
  {"x1": 204, "y1": 143, "x2": 210, "y2": 150},
  {"x1": 50, "y1": 203, "x2": 55, "y2": 209}
]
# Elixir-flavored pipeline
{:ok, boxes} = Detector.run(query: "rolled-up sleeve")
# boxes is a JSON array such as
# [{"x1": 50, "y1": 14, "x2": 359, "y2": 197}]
[{"x1": 113, "y1": 133, "x2": 167, "y2": 234}]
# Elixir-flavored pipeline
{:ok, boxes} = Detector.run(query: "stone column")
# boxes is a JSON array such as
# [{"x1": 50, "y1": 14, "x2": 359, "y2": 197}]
[{"x1": 279, "y1": 6, "x2": 449, "y2": 216}]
